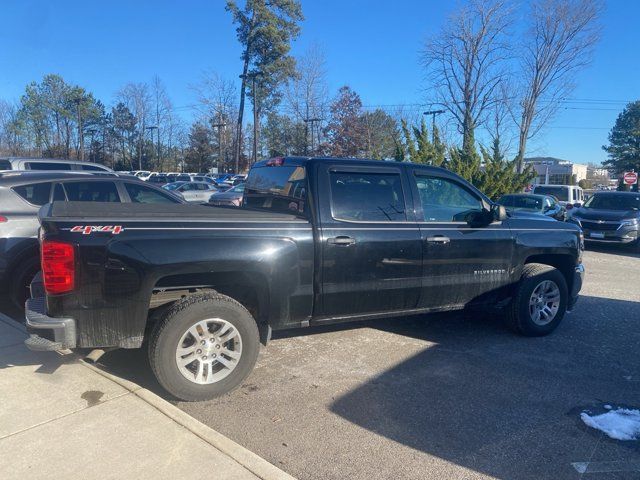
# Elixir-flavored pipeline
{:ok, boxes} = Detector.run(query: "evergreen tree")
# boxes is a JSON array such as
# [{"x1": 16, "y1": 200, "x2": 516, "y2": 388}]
[
  {"x1": 602, "y1": 101, "x2": 640, "y2": 174},
  {"x1": 447, "y1": 137, "x2": 535, "y2": 200},
  {"x1": 398, "y1": 119, "x2": 446, "y2": 166}
]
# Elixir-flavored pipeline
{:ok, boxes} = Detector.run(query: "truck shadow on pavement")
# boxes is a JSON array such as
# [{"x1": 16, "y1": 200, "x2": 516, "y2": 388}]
[{"x1": 328, "y1": 295, "x2": 640, "y2": 479}]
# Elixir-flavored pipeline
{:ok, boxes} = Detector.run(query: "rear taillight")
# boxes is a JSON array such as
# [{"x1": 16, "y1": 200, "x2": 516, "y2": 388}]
[
  {"x1": 0, "y1": 216, "x2": 7, "y2": 222},
  {"x1": 41, "y1": 240, "x2": 75, "y2": 295}
]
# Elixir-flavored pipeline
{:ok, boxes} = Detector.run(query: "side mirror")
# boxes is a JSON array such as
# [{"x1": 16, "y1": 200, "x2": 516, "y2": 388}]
[
  {"x1": 491, "y1": 204, "x2": 508, "y2": 222},
  {"x1": 466, "y1": 208, "x2": 496, "y2": 228}
]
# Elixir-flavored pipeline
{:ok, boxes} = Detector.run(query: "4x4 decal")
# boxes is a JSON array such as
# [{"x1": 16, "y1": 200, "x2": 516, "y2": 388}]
[{"x1": 70, "y1": 225, "x2": 123, "y2": 235}]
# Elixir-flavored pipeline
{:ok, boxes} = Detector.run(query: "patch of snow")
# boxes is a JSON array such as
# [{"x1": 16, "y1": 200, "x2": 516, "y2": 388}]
[
  {"x1": 581, "y1": 408, "x2": 640, "y2": 441},
  {"x1": 604, "y1": 404, "x2": 612, "y2": 410}
]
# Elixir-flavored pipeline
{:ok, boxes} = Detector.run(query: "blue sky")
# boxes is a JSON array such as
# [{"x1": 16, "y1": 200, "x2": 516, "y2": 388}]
[{"x1": 0, "y1": 0, "x2": 638, "y2": 165}]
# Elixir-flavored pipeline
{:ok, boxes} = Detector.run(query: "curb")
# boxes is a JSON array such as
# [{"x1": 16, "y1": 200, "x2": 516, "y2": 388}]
[{"x1": 82, "y1": 359, "x2": 296, "y2": 480}]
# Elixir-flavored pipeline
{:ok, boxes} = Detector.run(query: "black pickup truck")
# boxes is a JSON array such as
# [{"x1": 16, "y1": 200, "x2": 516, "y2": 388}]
[{"x1": 25, "y1": 157, "x2": 585, "y2": 401}]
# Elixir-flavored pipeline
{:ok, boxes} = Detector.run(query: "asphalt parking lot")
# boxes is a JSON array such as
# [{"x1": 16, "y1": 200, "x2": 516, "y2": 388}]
[{"x1": 9, "y1": 246, "x2": 640, "y2": 479}]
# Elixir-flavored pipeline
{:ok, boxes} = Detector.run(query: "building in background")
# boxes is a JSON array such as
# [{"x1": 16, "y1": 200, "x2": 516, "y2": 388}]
[{"x1": 524, "y1": 157, "x2": 588, "y2": 185}]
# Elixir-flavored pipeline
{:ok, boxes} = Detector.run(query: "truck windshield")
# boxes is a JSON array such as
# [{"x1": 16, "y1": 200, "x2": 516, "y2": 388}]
[
  {"x1": 583, "y1": 194, "x2": 640, "y2": 211},
  {"x1": 244, "y1": 166, "x2": 307, "y2": 215},
  {"x1": 533, "y1": 186, "x2": 568, "y2": 201}
]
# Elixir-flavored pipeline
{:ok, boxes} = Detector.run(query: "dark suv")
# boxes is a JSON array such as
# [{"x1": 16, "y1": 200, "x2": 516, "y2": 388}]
[
  {"x1": 568, "y1": 191, "x2": 640, "y2": 250},
  {"x1": 0, "y1": 172, "x2": 183, "y2": 308}
]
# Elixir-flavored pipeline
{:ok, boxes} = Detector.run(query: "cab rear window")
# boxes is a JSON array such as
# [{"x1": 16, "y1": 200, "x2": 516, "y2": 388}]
[
  {"x1": 0, "y1": 160, "x2": 11, "y2": 170},
  {"x1": 244, "y1": 166, "x2": 307, "y2": 215}
]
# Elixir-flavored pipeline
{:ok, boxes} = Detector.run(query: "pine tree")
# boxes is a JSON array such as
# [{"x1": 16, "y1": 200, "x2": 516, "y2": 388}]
[{"x1": 602, "y1": 101, "x2": 640, "y2": 174}]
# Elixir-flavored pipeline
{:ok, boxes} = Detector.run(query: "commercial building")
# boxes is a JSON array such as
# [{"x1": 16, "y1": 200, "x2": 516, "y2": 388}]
[{"x1": 524, "y1": 157, "x2": 588, "y2": 185}]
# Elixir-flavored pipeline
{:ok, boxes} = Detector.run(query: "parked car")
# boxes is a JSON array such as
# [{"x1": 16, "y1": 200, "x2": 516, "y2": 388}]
[
  {"x1": 497, "y1": 193, "x2": 565, "y2": 221},
  {"x1": 163, "y1": 181, "x2": 218, "y2": 203},
  {"x1": 0, "y1": 157, "x2": 113, "y2": 173},
  {"x1": 146, "y1": 173, "x2": 168, "y2": 186},
  {"x1": 568, "y1": 191, "x2": 640, "y2": 250},
  {"x1": 532, "y1": 185, "x2": 584, "y2": 212},
  {"x1": 25, "y1": 157, "x2": 584, "y2": 401},
  {"x1": 0, "y1": 171, "x2": 183, "y2": 309},
  {"x1": 133, "y1": 170, "x2": 151, "y2": 179},
  {"x1": 208, "y1": 183, "x2": 245, "y2": 207}
]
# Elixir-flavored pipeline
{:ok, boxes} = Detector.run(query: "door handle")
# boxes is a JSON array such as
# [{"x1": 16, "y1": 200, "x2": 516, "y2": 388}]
[
  {"x1": 426, "y1": 235, "x2": 450, "y2": 244},
  {"x1": 327, "y1": 236, "x2": 356, "y2": 246}
]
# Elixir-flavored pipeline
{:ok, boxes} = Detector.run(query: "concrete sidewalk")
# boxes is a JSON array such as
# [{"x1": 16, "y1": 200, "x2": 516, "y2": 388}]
[{"x1": 0, "y1": 314, "x2": 295, "y2": 480}]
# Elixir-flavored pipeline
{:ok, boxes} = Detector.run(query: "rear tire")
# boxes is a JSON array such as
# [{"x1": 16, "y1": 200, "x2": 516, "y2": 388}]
[
  {"x1": 505, "y1": 263, "x2": 568, "y2": 337},
  {"x1": 11, "y1": 256, "x2": 41, "y2": 311},
  {"x1": 148, "y1": 292, "x2": 260, "y2": 402}
]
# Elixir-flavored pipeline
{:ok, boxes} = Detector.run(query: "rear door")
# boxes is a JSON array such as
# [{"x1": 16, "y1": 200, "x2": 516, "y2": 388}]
[
  {"x1": 317, "y1": 163, "x2": 422, "y2": 318},
  {"x1": 409, "y1": 169, "x2": 514, "y2": 309}
]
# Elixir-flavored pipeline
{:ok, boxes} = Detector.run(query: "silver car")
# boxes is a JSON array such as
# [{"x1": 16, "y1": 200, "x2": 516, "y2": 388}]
[{"x1": 163, "y1": 181, "x2": 219, "y2": 203}]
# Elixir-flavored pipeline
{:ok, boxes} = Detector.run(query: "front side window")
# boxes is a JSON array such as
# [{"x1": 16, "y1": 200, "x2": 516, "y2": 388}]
[
  {"x1": 125, "y1": 182, "x2": 177, "y2": 203},
  {"x1": 62, "y1": 181, "x2": 120, "y2": 202},
  {"x1": 12, "y1": 182, "x2": 52, "y2": 206},
  {"x1": 330, "y1": 171, "x2": 406, "y2": 222},
  {"x1": 414, "y1": 175, "x2": 482, "y2": 222}
]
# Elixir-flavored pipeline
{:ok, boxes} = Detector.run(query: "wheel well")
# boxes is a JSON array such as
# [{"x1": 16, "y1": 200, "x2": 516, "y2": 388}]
[
  {"x1": 523, "y1": 254, "x2": 574, "y2": 292},
  {"x1": 151, "y1": 272, "x2": 271, "y2": 343}
]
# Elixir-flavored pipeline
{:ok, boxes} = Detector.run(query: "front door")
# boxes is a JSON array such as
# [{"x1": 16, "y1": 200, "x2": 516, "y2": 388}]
[
  {"x1": 409, "y1": 170, "x2": 514, "y2": 309},
  {"x1": 317, "y1": 164, "x2": 422, "y2": 318}
]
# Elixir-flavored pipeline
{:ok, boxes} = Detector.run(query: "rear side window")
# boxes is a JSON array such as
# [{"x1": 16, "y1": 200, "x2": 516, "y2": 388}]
[
  {"x1": 244, "y1": 166, "x2": 307, "y2": 214},
  {"x1": 12, "y1": 182, "x2": 52, "y2": 206},
  {"x1": 0, "y1": 159, "x2": 11, "y2": 170},
  {"x1": 25, "y1": 162, "x2": 72, "y2": 171},
  {"x1": 330, "y1": 171, "x2": 406, "y2": 222},
  {"x1": 125, "y1": 182, "x2": 177, "y2": 203},
  {"x1": 80, "y1": 164, "x2": 109, "y2": 172},
  {"x1": 62, "y1": 181, "x2": 120, "y2": 202}
]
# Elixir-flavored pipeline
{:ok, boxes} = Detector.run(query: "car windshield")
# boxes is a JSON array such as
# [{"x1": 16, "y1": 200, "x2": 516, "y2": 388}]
[
  {"x1": 498, "y1": 195, "x2": 543, "y2": 211},
  {"x1": 533, "y1": 186, "x2": 568, "y2": 201},
  {"x1": 583, "y1": 194, "x2": 640, "y2": 211},
  {"x1": 230, "y1": 184, "x2": 245, "y2": 193},
  {"x1": 164, "y1": 182, "x2": 186, "y2": 191}
]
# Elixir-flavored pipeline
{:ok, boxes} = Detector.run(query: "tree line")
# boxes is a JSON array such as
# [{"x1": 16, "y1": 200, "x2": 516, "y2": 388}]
[{"x1": 0, "y1": 0, "x2": 611, "y2": 199}]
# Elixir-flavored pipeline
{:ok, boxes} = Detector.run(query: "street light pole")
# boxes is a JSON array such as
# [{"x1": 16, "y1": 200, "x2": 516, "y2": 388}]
[
  {"x1": 422, "y1": 110, "x2": 445, "y2": 144},
  {"x1": 239, "y1": 71, "x2": 263, "y2": 167}
]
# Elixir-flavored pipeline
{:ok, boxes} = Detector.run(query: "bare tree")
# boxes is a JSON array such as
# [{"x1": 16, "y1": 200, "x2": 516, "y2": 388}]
[
  {"x1": 422, "y1": 0, "x2": 512, "y2": 152},
  {"x1": 117, "y1": 83, "x2": 152, "y2": 170},
  {"x1": 514, "y1": 0, "x2": 602, "y2": 172},
  {"x1": 284, "y1": 44, "x2": 329, "y2": 154},
  {"x1": 192, "y1": 72, "x2": 238, "y2": 171}
]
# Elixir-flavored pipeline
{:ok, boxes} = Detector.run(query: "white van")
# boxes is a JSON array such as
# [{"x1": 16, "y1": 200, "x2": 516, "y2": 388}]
[
  {"x1": 532, "y1": 184, "x2": 584, "y2": 209},
  {"x1": 0, "y1": 157, "x2": 113, "y2": 173}
]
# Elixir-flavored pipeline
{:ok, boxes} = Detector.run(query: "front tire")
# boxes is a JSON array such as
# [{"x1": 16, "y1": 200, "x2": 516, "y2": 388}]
[
  {"x1": 148, "y1": 292, "x2": 260, "y2": 402},
  {"x1": 505, "y1": 263, "x2": 568, "y2": 336}
]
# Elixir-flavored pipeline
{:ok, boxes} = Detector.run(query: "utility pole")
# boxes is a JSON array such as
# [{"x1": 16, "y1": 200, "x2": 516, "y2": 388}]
[
  {"x1": 212, "y1": 109, "x2": 227, "y2": 174},
  {"x1": 85, "y1": 128, "x2": 97, "y2": 162},
  {"x1": 239, "y1": 71, "x2": 263, "y2": 168},
  {"x1": 303, "y1": 118, "x2": 322, "y2": 155},
  {"x1": 74, "y1": 97, "x2": 84, "y2": 160},
  {"x1": 422, "y1": 110, "x2": 445, "y2": 143},
  {"x1": 146, "y1": 126, "x2": 158, "y2": 170}
]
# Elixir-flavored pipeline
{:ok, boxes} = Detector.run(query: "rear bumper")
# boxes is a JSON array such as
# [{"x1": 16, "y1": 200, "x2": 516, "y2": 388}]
[
  {"x1": 568, "y1": 263, "x2": 585, "y2": 311},
  {"x1": 24, "y1": 296, "x2": 76, "y2": 351}
]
